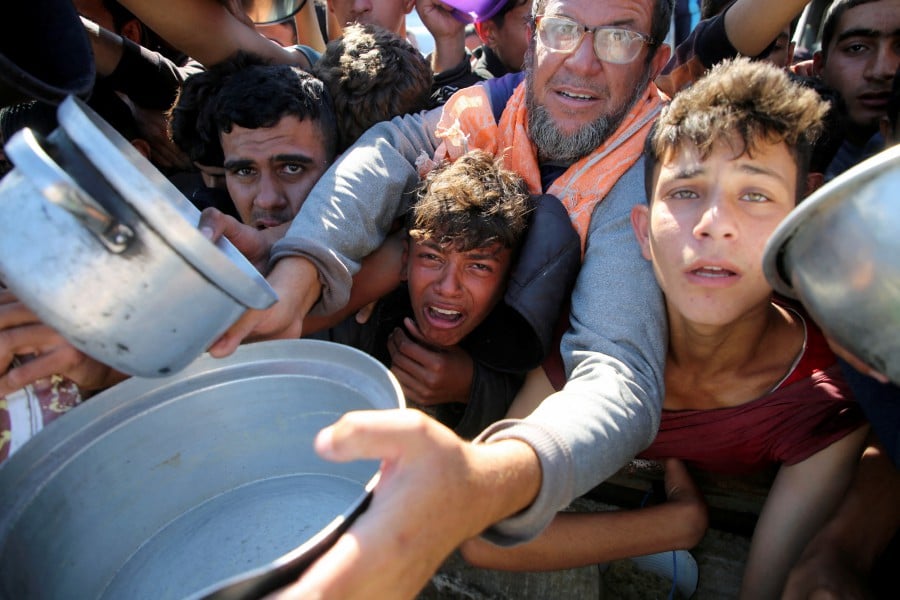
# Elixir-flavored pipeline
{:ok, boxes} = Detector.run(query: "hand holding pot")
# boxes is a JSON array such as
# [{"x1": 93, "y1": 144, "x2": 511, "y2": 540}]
[
  {"x1": 209, "y1": 255, "x2": 322, "y2": 357},
  {"x1": 271, "y1": 409, "x2": 541, "y2": 600},
  {"x1": 0, "y1": 292, "x2": 125, "y2": 396}
]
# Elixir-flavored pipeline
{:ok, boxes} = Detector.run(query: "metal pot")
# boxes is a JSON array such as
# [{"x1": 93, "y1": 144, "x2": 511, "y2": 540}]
[
  {"x1": 0, "y1": 96, "x2": 277, "y2": 377},
  {"x1": 0, "y1": 339, "x2": 404, "y2": 600},
  {"x1": 763, "y1": 144, "x2": 900, "y2": 384}
]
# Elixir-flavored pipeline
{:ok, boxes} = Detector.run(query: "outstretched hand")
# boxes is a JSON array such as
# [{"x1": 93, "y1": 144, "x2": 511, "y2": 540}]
[
  {"x1": 198, "y1": 207, "x2": 275, "y2": 274},
  {"x1": 0, "y1": 292, "x2": 124, "y2": 395},
  {"x1": 271, "y1": 409, "x2": 540, "y2": 600},
  {"x1": 388, "y1": 317, "x2": 474, "y2": 406}
]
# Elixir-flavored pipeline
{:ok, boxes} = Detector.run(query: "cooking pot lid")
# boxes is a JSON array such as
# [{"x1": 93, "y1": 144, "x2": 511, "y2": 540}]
[
  {"x1": 762, "y1": 143, "x2": 900, "y2": 298},
  {"x1": 55, "y1": 96, "x2": 277, "y2": 310}
]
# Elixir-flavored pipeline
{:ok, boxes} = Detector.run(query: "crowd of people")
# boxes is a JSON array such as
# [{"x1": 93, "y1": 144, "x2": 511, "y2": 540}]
[{"x1": 1, "y1": 0, "x2": 899, "y2": 598}]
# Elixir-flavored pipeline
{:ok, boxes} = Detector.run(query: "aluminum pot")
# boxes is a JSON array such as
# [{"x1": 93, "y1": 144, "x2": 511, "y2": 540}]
[
  {"x1": 763, "y1": 144, "x2": 900, "y2": 384},
  {"x1": 0, "y1": 96, "x2": 277, "y2": 377},
  {"x1": 0, "y1": 339, "x2": 404, "y2": 600}
]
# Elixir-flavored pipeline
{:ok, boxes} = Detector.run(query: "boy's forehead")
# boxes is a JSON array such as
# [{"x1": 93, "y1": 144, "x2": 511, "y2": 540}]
[
  {"x1": 656, "y1": 136, "x2": 797, "y2": 179},
  {"x1": 832, "y1": 0, "x2": 900, "y2": 41},
  {"x1": 415, "y1": 236, "x2": 507, "y2": 256}
]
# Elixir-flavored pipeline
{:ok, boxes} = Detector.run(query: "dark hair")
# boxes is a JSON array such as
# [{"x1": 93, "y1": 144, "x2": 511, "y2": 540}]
[
  {"x1": 170, "y1": 52, "x2": 338, "y2": 166},
  {"x1": 490, "y1": 0, "x2": 531, "y2": 27},
  {"x1": 889, "y1": 66, "x2": 900, "y2": 133},
  {"x1": 789, "y1": 74, "x2": 848, "y2": 174},
  {"x1": 644, "y1": 58, "x2": 829, "y2": 203},
  {"x1": 314, "y1": 24, "x2": 432, "y2": 152},
  {"x1": 408, "y1": 150, "x2": 532, "y2": 252},
  {"x1": 818, "y1": 0, "x2": 879, "y2": 59}
]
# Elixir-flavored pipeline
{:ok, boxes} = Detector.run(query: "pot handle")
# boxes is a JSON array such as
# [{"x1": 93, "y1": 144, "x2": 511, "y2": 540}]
[{"x1": 4, "y1": 127, "x2": 133, "y2": 253}]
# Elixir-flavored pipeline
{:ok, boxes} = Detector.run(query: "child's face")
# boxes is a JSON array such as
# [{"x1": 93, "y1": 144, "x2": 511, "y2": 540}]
[
  {"x1": 632, "y1": 138, "x2": 798, "y2": 327},
  {"x1": 405, "y1": 238, "x2": 513, "y2": 348}
]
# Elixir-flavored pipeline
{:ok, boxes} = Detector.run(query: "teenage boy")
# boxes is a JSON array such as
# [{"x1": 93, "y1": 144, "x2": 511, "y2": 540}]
[
  {"x1": 461, "y1": 58, "x2": 869, "y2": 600},
  {"x1": 316, "y1": 149, "x2": 536, "y2": 437}
]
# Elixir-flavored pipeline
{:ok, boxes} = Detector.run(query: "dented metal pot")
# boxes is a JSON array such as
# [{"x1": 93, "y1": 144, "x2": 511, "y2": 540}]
[{"x1": 0, "y1": 96, "x2": 276, "y2": 377}]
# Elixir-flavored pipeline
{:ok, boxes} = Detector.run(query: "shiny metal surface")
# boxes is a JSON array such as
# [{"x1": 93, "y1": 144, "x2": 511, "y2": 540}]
[
  {"x1": 57, "y1": 97, "x2": 275, "y2": 309},
  {"x1": 0, "y1": 97, "x2": 277, "y2": 377},
  {"x1": 0, "y1": 339, "x2": 403, "y2": 600},
  {"x1": 763, "y1": 144, "x2": 900, "y2": 383}
]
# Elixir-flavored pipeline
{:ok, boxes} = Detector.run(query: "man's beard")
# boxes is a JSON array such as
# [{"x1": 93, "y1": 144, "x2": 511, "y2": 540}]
[{"x1": 525, "y1": 52, "x2": 653, "y2": 164}]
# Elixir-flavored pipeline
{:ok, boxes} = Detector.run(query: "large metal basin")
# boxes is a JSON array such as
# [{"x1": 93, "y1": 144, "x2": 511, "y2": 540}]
[{"x1": 0, "y1": 339, "x2": 403, "y2": 599}]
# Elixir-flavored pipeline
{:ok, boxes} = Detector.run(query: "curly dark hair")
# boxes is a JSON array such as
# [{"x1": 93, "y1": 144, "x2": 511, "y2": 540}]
[
  {"x1": 408, "y1": 150, "x2": 532, "y2": 252},
  {"x1": 314, "y1": 24, "x2": 432, "y2": 152},
  {"x1": 169, "y1": 51, "x2": 337, "y2": 166}
]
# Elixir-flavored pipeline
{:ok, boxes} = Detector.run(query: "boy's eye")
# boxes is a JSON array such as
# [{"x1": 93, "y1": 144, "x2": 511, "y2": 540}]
[
  {"x1": 669, "y1": 189, "x2": 698, "y2": 199},
  {"x1": 281, "y1": 163, "x2": 304, "y2": 175},
  {"x1": 843, "y1": 42, "x2": 869, "y2": 55},
  {"x1": 231, "y1": 166, "x2": 255, "y2": 177},
  {"x1": 470, "y1": 262, "x2": 493, "y2": 273},
  {"x1": 741, "y1": 191, "x2": 770, "y2": 203}
]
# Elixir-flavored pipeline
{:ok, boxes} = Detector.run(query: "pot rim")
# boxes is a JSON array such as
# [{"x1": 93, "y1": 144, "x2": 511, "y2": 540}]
[
  {"x1": 762, "y1": 143, "x2": 900, "y2": 298},
  {"x1": 56, "y1": 96, "x2": 277, "y2": 310}
]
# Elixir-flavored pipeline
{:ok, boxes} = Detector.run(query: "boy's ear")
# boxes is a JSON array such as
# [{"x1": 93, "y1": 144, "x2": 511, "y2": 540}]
[
  {"x1": 119, "y1": 19, "x2": 144, "y2": 45},
  {"x1": 812, "y1": 50, "x2": 825, "y2": 78},
  {"x1": 806, "y1": 172, "x2": 825, "y2": 196},
  {"x1": 400, "y1": 238, "x2": 410, "y2": 281},
  {"x1": 630, "y1": 204, "x2": 653, "y2": 261}
]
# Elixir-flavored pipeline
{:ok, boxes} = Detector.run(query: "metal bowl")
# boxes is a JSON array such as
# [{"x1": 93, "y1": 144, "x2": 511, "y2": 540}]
[
  {"x1": 0, "y1": 339, "x2": 404, "y2": 599},
  {"x1": 763, "y1": 144, "x2": 900, "y2": 383}
]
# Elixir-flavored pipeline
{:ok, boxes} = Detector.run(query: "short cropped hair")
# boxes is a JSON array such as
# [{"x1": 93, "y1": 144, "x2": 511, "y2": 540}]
[
  {"x1": 314, "y1": 24, "x2": 432, "y2": 152},
  {"x1": 408, "y1": 150, "x2": 532, "y2": 252},
  {"x1": 818, "y1": 0, "x2": 880, "y2": 59},
  {"x1": 645, "y1": 57, "x2": 829, "y2": 201},
  {"x1": 170, "y1": 52, "x2": 338, "y2": 167}
]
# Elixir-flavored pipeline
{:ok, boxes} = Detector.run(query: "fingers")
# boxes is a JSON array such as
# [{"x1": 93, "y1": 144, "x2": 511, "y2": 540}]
[
  {"x1": 316, "y1": 409, "x2": 437, "y2": 464},
  {"x1": 208, "y1": 308, "x2": 266, "y2": 357},
  {"x1": 198, "y1": 207, "x2": 230, "y2": 243},
  {"x1": 0, "y1": 351, "x2": 67, "y2": 395}
]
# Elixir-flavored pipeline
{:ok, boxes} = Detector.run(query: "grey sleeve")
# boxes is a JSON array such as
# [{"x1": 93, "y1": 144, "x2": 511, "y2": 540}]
[
  {"x1": 269, "y1": 108, "x2": 443, "y2": 314},
  {"x1": 475, "y1": 160, "x2": 667, "y2": 544}
]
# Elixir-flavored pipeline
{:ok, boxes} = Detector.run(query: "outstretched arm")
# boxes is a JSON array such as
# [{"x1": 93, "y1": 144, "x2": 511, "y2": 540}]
[
  {"x1": 118, "y1": 0, "x2": 311, "y2": 68},
  {"x1": 273, "y1": 410, "x2": 541, "y2": 600},
  {"x1": 460, "y1": 458, "x2": 708, "y2": 571},
  {"x1": 783, "y1": 438, "x2": 900, "y2": 599},
  {"x1": 739, "y1": 425, "x2": 870, "y2": 600}
]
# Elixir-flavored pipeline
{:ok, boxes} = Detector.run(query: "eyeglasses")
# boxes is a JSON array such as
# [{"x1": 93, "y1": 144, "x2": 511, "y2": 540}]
[{"x1": 534, "y1": 15, "x2": 656, "y2": 64}]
